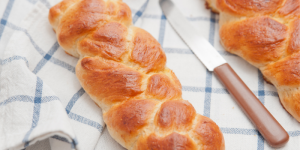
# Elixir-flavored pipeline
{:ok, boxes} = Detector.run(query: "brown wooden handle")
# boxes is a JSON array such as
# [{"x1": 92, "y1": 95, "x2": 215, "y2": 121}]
[{"x1": 214, "y1": 63, "x2": 289, "y2": 148}]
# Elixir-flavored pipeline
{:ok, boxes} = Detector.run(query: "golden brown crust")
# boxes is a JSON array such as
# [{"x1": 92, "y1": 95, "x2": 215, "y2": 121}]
[
  {"x1": 277, "y1": 0, "x2": 300, "y2": 18},
  {"x1": 76, "y1": 57, "x2": 143, "y2": 105},
  {"x1": 105, "y1": 99, "x2": 157, "y2": 134},
  {"x1": 146, "y1": 74, "x2": 182, "y2": 100},
  {"x1": 263, "y1": 52, "x2": 300, "y2": 87},
  {"x1": 131, "y1": 27, "x2": 167, "y2": 73},
  {"x1": 51, "y1": 0, "x2": 132, "y2": 57},
  {"x1": 136, "y1": 132, "x2": 198, "y2": 150},
  {"x1": 216, "y1": 0, "x2": 284, "y2": 16},
  {"x1": 191, "y1": 115, "x2": 225, "y2": 150},
  {"x1": 104, "y1": 99, "x2": 158, "y2": 147},
  {"x1": 48, "y1": 0, "x2": 81, "y2": 28},
  {"x1": 287, "y1": 19, "x2": 300, "y2": 55},
  {"x1": 106, "y1": 1, "x2": 132, "y2": 26},
  {"x1": 49, "y1": 0, "x2": 225, "y2": 149},
  {"x1": 279, "y1": 90, "x2": 300, "y2": 122},
  {"x1": 155, "y1": 100, "x2": 196, "y2": 132},
  {"x1": 78, "y1": 22, "x2": 128, "y2": 61},
  {"x1": 220, "y1": 16, "x2": 288, "y2": 67},
  {"x1": 57, "y1": 0, "x2": 107, "y2": 55}
]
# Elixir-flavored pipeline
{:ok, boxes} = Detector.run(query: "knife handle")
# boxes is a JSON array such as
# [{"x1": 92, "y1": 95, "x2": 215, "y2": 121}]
[{"x1": 214, "y1": 63, "x2": 289, "y2": 148}]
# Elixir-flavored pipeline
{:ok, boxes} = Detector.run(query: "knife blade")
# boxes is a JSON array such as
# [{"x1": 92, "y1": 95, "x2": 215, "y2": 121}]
[
  {"x1": 159, "y1": 0, "x2": 289, "y2": 148},
  {"x1": 160, "y1": 0, "x2": 225, "y2": 71}
]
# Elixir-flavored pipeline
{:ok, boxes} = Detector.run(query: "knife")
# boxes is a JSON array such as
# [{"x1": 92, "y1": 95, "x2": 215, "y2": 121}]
[{"x1": 159, "y1": 0, "x2": 289, "y2": 148}]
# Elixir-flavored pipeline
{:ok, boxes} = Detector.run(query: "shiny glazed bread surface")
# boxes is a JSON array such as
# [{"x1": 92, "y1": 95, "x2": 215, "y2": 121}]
[
  {"x1": 49, "y1": 0, "x2": 225, "y2": 149},
  {"x1": 206, "y1": 0, "x2": 300, "y2": 121}
]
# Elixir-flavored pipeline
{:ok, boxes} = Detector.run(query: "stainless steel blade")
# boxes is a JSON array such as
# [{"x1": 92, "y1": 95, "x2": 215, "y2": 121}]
[{"x1": 159, "y1": 0, "x2": 226, "y2": 71}]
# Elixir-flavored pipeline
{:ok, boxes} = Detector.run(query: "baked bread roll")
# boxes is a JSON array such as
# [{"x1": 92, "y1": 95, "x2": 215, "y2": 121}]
[
  {"x1": 206, "y1": 0, "x2": 300, "y2": 122},
  {"x1": 49, "y1": 0, "x2": 225, "y2": 149}
]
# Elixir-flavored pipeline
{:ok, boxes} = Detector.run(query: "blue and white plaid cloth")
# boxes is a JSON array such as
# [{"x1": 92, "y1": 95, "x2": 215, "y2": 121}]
[{"x1": 0, "y1": 0, "x2": 300, "y2": 150}]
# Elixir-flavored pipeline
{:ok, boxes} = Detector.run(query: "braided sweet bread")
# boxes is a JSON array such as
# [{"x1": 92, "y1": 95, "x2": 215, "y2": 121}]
[
  {"x1": 206, "y1": 0, "x2": 300, "y2": 122},
  {"x1": 49, "y1": 0, "x2": 225, "y2": 149}
]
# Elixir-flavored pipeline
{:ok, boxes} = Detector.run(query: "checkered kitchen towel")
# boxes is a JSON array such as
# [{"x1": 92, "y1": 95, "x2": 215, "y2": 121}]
[{"x1": 0, "y1": 0, "x2": 300, "y2": 150}]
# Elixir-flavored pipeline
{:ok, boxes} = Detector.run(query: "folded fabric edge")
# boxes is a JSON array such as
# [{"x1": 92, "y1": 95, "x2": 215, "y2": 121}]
[
  {"x1": 0, "y1": 2, "x2": 79, "y2": 150},
  {"x1": 9, "y1": 131, "x2": 77, "y2": 150}
]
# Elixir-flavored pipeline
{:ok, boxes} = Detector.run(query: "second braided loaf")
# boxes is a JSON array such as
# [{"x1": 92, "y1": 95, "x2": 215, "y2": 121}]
[{"x1": 206, "y1": 0, "x2": 300, "y2": 122}]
